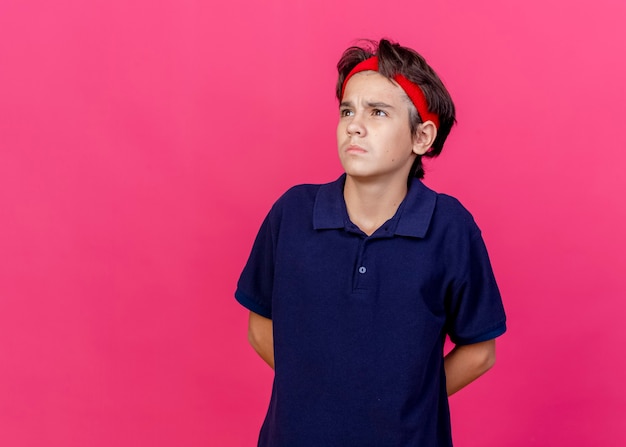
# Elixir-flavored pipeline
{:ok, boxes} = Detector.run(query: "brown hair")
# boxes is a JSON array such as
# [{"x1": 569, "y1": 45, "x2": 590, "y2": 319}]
[{"x1": 336, "y1": 39, "x2": 456, "y2": 179}]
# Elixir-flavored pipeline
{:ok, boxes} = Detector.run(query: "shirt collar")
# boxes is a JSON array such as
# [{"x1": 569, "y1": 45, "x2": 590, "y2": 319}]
[
  {"x1": 313, "y1": 175, "x2": 347, "y2": 230},
  {"x1": 313, "y1": 174, "x2": 437, "y2": 238}
]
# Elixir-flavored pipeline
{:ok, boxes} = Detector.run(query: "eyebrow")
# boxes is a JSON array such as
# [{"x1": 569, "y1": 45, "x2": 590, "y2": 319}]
[
  {"x1": 339, "y1": 100, "x2": 395, "y2": 109},
  {"x1": 366, "y1": 101, "x2": 395, "y2": 109}
]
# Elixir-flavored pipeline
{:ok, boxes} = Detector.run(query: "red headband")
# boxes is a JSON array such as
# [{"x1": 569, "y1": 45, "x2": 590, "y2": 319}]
[{"x1": 340, "y1": 56, "x2": 440, "y2": 128}]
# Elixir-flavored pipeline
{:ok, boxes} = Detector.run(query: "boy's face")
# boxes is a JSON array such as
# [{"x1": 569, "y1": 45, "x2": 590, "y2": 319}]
[{"x1": 337, "y1": 71, "x2": 422, "y2": 183}]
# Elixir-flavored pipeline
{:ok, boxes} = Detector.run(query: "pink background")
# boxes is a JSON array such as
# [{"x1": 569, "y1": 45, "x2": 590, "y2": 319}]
[{"x1": 1, "y1": 0, "x2": 625, "y2": 445}]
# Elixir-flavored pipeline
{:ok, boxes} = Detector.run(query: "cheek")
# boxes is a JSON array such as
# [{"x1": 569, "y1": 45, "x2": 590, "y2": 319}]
[{"x1": 336, "y1": 122, "x2": 345, "y2": 142}]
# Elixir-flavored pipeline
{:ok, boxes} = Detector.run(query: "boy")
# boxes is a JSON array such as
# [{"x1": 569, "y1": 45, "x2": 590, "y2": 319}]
[{"x1": 235, "y1": 39, "x2": 506, "y2": 446}]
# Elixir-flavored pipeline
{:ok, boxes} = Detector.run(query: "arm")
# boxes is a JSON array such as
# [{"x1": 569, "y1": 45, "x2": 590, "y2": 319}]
[
  {"x1": 444, "y1": 338, "x2": 496, "y2": 396},
  {"x1": 248, "y1": 311, "x2": 274, "y2": 369}
]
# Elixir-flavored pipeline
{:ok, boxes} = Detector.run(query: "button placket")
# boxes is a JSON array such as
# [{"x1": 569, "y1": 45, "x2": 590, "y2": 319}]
[{"x1": 353, "y1": 238, "x2": 370, "y2": 291}]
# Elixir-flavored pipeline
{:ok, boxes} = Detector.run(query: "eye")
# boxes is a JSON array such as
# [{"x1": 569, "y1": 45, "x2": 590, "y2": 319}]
[
  {"x1": 373, "y1": 109, "x2": 387, "y2": 117},
  {"x1": 340, "y1": 108, "x2": 354, "y2": 117}
]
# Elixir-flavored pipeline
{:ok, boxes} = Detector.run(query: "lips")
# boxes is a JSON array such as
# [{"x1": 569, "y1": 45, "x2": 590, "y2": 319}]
[{"x1": 346, "y1": 144, "x2": 367, "y2": 154}]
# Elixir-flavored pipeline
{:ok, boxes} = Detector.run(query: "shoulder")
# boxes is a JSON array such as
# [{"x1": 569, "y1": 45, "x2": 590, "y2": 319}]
[
  {"x1": 417, "y1": 183, "x2": 480, "y2": 239},
  {"x1": 266, "y1": 177, "x2": 340, "y2": 224},
  {"x1": 272, "y1": 176, "x2": 342, "y2": 210},
  {"x1": 434, "y1": 193, "x2": 477, "y2": 228},
  {"x1": 269, "y1": 183, "x2": 322, "y2": 218},
  {"x1": 396, "y1": 180, "x2": 479, "y2": 239},
  {"x1": 276, "y1": 183, "x2": 322, "y2": 205}
]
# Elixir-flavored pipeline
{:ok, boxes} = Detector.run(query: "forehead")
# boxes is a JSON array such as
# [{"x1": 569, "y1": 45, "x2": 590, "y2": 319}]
[{"x1": 342, "y1": 70, "x2": 406, "y2": 103}]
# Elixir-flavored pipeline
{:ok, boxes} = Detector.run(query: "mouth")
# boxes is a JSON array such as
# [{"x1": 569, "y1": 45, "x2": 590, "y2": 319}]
[{"x1": 345, "y1": 144, "x2": 367, "y2": 154}]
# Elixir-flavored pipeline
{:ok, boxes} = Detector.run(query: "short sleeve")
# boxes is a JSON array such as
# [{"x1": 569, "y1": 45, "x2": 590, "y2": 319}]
[
  {"x1": 445, "y1": 228, "x2": 507, "y2": 345},
  {"x1": 234, "y1": 210, "x2": 276, "y2": 319}
]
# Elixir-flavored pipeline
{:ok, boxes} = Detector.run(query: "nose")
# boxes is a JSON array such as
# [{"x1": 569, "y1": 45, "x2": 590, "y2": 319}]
[{"x1": 346, "y1": 113, "x2": 365, "y2": 136}]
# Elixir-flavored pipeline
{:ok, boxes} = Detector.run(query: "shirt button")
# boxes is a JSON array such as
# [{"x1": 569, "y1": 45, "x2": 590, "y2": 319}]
[{"x1": 358, "y1": 266, "x2": 367, "y2": 274}]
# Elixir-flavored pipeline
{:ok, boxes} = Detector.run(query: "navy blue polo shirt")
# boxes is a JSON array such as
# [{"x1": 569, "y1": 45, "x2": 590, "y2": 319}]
[{"x1": 235, "y1": 174, "x2": 506, "y2": 447}]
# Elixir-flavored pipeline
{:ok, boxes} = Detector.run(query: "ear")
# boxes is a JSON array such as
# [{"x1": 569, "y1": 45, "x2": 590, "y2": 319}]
[{"x1": 412, "y1": 121, "x2": 437, "y2": 156}]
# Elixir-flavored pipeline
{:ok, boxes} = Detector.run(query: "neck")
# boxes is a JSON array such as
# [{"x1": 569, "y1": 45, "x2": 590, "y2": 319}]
[{"x1": 343, "y1": 175, "x2": 409, "y2": 236}]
